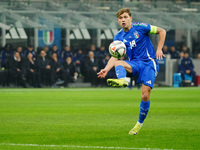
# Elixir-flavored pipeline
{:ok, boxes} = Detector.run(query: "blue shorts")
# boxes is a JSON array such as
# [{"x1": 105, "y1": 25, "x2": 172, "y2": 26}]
[{"x1": 125, "y1": 59, "x2": 159, "y2": 88}]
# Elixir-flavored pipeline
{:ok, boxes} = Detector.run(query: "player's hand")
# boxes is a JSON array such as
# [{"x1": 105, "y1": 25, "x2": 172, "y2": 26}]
[
  {"x1": 156, "y1": 49, "x2": 165, "y2": 60},
  {"x1": 97, "y1": 69, "x2": 108, "y2": 78}
]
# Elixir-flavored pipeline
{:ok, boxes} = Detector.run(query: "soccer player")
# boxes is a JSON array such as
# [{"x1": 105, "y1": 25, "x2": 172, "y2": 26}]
[{"x1": 97, "y1": 8, "x2": 166, "y2": 135}]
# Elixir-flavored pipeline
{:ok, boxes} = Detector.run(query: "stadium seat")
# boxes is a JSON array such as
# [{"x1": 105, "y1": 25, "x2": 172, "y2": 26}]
[
  {"x1": 184, "y1": 74, "x2": 192, "y2": 82},
  {"x1": 173, "y1": 73, "x2": 182, "y2": 87},
  {"x1": 182, "y1": 74, "x2": 193, "y2": 87},
  {"x1": 195, "y1": 76, "x2": 200, "y2": 87}
]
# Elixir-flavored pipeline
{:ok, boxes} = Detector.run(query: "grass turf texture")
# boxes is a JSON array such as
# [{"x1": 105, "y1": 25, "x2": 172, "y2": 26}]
[{"x1": 0, "y1": 87, "x2": 199, "y2": 150}]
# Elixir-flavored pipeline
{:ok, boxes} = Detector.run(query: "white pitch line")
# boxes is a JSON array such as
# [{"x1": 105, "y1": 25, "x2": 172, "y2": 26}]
[{"x1": 0, "y1": 143, "x2": 174, "y2": 150}]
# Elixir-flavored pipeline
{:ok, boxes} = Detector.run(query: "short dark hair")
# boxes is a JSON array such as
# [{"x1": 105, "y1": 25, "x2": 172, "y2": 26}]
[
  {"x1": 184, "y1": 51, "x2": 189, "y2": 55},
  {"x1": 116, "y1": 8, "x2": 131, "y2": 18},
  {"x1": 13, "y1": 51, "x2": 19, "y2": 55},
  {"x1": 28, "y1": 45, "x2": 33, "y2": 48}
]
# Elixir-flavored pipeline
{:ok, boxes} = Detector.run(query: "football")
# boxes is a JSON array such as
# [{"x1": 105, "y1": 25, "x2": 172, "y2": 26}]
[{"x1": 109, "y1": 40, "x2": 126, "y2": 58}]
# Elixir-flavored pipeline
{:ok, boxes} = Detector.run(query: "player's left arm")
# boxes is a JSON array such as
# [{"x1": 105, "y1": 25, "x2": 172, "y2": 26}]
[{"x1": 150, "y1": 25, "x2": 166, "y2": 60}]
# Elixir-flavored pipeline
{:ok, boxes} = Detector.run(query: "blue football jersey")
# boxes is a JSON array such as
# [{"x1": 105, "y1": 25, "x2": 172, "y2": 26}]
[{"x1": 114, "y1": 22, "x2": 156, "y2": 61}]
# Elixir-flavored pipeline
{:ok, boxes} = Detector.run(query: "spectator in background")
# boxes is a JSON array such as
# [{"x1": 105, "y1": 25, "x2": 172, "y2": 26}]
[
  {"x1": 181, "y1": 45, "x2": 189, "y2": 53},
  {"x1": 178, "y1": 51, "x2": 184, "y2": 63},
  {"x1": 180, "y1": 45, "x2": 193, "y2": 57},
  {"x1": 197, "y1": 53, "x2": 200, "y2": 59},
  {"x1": 50, "y1": 45, "x2": 62, "y2": 62},
  {"x1": 89, "y1": 44, "x2": 98, "y2": 57},
  {"x1": 26, "y1": 53, "x2": 40, "y2": 87},
  {"x1": 36, "y1": 46, "x2": 43, "y2": 57},
  {"x1": 0, "y1": 56, "x2": 7, "y2": 86},
  {"x1": 36, "y1": 50, "x2": 53, "y2": 86},
  {"x1": 162, "y1": 45, "x2": 170, "y2": 55},
  {"x1": 25, "y1": 45, "x2": 36, "y2": 59},
  {"x1": 170, "y1": 46, "x2": 180, "y2": 59},
  {"x1": 178, "y1": 52, "x2": 196, "y2": 83},
  {"x1": 62, "y1": 45, "x2": 73, "y2": 63},
  {"x1": 50, "y1": 53, "x2": 66, "y2": 86},
  {"x1": 84, "y1": 51, "x2": 99, "y2": 86},
  {"x1": 97, "y1": 45, "x2": 108, "y2": 60},
  {"x1": 177, "y1": 51, "x2": 185, "y2": 75},
  {"x1": 43, "y1": 46, "x2": 51, "y2": 59},
  {"x1": 10, "y1": 51, "x2": 26, "y2": 87},
  {"x1": 179, "y1": 51, "x2": 184, "y2": 59},
  {"x1": 16, "y1": 46, "x2": 25, "y2": 59},
  {"x1": 63, "y1": 57, "x2": 78, "y2": 87},
  {"x1": 74, "y1": 49, "x2": 84, "y2": 77},
  {"x1": 1, "y1": 44, "x2": 13, "y2": 68},
  {"x1": 0, "y1": 57, "x2": 2, "y2": 68}
]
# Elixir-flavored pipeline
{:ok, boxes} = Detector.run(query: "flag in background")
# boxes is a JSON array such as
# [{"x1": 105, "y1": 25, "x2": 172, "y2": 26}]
[
  {"x1": 38, "y1": 16, "x2": 61, "y2": 51},
  {"x1": 38, "y1": 28, "x2": 61, "y2": 51},
  {"x1": 43, "y1": 30, "x2": 54, "y2": 45}
]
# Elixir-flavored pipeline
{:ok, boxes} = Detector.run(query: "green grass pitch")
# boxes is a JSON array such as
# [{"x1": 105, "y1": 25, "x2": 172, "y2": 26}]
[{"x1": 0, "y1": 87, "x2": 199, "y2": 150}]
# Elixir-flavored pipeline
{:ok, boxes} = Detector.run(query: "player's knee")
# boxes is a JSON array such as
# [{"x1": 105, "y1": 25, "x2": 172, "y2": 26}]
[
  {"x1": 114, "y1": 61, "x2": 128, "y2": 69},
  {"x1": 141, "y1": 91, "x2": 150, "y2": 101},
  {"x1": 114, "y1": 61, "x2": 132, "y2": 73}
]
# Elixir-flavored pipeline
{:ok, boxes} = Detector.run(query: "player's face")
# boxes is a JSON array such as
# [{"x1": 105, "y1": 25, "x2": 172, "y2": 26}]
[{"x1": 117, "y1": 12, "x2": 132, "y2": 31}]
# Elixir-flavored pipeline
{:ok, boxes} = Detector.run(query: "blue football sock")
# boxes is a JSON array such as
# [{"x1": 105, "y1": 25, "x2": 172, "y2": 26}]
[
  {"x1": 138, "y1": 100, "x2": 150, "y2": 124},
  {"x1": 115, "y1": 65, "x2": 127, "y2": 79}
]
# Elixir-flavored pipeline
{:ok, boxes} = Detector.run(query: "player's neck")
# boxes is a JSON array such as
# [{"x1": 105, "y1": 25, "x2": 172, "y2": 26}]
[{"x1": 123, "y1": 26, "x2": 131, "y2": 32}]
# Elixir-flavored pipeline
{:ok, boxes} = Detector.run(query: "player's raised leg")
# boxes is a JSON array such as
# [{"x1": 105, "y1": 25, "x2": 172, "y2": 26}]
[
  {"x1": 129, "y1": 84, "x2": 151, "y2": 135},
  {"x1": 107, "y1": 61, "x2": 132, "y2": 87}
]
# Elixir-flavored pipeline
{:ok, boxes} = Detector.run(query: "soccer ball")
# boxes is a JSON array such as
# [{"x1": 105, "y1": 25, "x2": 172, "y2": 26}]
[{"x1": 109, "y1": 40, "x2": 126, "y2": 58}]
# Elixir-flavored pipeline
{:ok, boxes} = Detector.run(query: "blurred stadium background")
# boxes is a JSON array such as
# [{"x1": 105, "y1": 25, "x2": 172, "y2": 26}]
[
  {"x1": 0, "y1": 0, "x2": 200, "y2": 88},
  {"x1": 0, "y1": 1, "x2": 200, "y2": 150}
]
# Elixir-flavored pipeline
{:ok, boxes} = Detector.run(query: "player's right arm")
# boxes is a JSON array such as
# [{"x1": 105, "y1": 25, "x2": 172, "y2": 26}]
[
  {"x1": 97, "y1": 56, "x2": 118, "y2": 78},
  {"x1": 97, "y1": 35, "x2": 120, "y2": 78}
]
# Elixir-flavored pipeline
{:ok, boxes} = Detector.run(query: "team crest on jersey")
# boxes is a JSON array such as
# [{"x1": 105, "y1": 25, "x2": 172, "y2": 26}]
[{"x1": 134, "y1": 31, "x2": 139, "y2": 39}]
